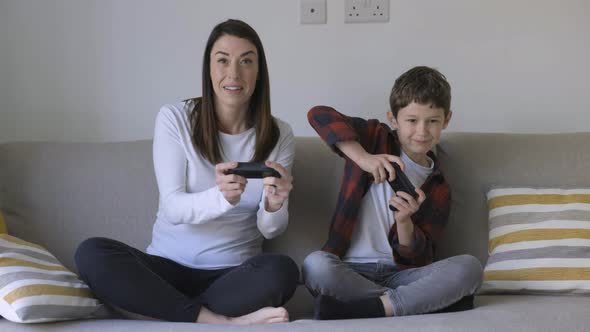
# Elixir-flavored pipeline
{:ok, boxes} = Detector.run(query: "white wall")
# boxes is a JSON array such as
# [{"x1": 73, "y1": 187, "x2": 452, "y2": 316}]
[{"x1": 1, "y1": 0, "x2": 589, "y2": 142}]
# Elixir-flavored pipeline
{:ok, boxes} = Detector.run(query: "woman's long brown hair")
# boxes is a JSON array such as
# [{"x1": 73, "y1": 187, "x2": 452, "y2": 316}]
[{"x1": 187, "y1": 19, "x2": 279, "y2": 165}]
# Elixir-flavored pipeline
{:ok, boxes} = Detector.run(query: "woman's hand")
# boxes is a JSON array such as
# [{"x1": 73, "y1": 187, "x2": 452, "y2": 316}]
[
  {"x1": 215, "y1": 162, "x2": 247, "y2": 205},
  {"x1": 389, "y1": 188, "x2": 426, "y2": 223},
  {"x1": 262, "y1": 161, "x2": 293, "y2": 212},
  {"x1": 357, "y1": 152, "x2": 405, "y2": 184}
]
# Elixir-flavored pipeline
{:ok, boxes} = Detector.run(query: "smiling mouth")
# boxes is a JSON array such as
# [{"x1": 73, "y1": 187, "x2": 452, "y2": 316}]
[{"x1": 223, "y1": 86, "x2": 243, "y2": 91}]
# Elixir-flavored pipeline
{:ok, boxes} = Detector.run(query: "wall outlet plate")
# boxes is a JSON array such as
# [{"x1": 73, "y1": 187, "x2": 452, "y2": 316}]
[
  {"x1": 300, "y1": 0, "x2": 327, "y2": 24},
  {"x1": 345, "y1": 0, "x2": 389, "y2": 23}
]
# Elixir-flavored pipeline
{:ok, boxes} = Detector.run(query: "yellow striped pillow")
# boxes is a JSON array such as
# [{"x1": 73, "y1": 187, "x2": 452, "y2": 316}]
[
  {"x1": 0, "y1": 234, "x2": 101, "y2": 323},
  {"x1": 0, "y1": 211, "x2": 6, "y2": 234},
  {"x1": 480, "y1": 188, "x2": 590, "y2": 295}
]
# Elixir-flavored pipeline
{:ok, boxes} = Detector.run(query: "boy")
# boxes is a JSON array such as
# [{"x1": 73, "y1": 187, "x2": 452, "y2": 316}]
[{"x1": 303, "y1": 66, "x2": 482, "y2": 320}]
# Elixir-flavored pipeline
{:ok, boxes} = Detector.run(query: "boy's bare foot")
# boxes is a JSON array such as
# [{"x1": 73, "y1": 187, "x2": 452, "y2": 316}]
[{"x1": 197, "y1": 306, "x2": 288, "y2": 324}]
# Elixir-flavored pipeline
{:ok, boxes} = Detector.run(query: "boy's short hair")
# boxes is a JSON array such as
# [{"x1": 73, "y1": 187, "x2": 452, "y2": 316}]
[{"x1": 389, "y1": 66, "x2": 451, "y2": 117}]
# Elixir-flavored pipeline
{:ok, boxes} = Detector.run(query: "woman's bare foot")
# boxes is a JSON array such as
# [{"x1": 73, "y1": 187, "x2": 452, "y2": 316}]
[
  {"x1": 197, "y1": 306, "x2": 289, "y2": 324},
  {"x1": 231, "y1": 307, "x2": 289, "y2": 324}
]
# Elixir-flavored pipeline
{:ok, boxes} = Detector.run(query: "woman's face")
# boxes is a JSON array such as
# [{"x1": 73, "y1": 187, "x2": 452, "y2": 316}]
[{"x1": 210, "y1": 35, "x2": 259, "y2": 113}]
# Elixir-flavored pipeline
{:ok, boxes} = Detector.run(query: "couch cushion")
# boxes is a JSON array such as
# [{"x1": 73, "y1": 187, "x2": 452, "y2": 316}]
[
  {"x1": 0, "y1": 295, "x2": 589, "y2": 331},
  {"x1": 481, "y1": 187, "x2": 590, "y2": 294},
  {"x1": 436, "y1": 132, "x2": 590, "y2": 264},
  {"x1": 0, "y1": 141, "x2": 158, "y2": 272}
]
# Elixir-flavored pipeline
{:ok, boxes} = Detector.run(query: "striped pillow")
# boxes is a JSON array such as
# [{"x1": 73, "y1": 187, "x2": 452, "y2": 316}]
[
  {"x1": 480, "y1": 188, "x2": 590, "y2": 295},
  {"x1": 0, "y1": 234, "x2": 101, "y2": 323},
  {"x1": 0, "y1": 211, "x2": 6, "y2": 234}
]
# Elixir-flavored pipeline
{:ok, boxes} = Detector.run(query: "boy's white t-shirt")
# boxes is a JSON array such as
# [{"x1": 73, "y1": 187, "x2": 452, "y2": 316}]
[{"x1": 343, "y1": 151, "x2": 433, "y2": 266}]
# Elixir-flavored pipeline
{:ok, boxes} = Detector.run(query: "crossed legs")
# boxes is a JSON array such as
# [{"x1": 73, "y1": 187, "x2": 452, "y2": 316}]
[
  {"x1": 302, "y1": 250, "x2": 482, "y2": 319},
  {"x1": 75, "y1": 237, "x2": 299, "y2": 324}
]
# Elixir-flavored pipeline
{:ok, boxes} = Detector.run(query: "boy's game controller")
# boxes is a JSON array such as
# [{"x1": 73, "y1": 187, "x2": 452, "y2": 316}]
[
  {"x1": 386, "y1": 163, "x2": 418, "y2": 212},
  {"x1": 225, "y1": 162, "x2": 281, "y2": 179}
]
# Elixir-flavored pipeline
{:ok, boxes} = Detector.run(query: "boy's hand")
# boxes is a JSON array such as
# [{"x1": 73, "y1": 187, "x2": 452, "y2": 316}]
[
  {"x1": 389, "y1": 188, "x2": 426, "y2": 222},
  {"x1": 216, "y1": 162, "x2": 247, "y2": 205},
  {"x1": 357, "y1": 152, "x2": 405, "y2": 184},
  {"x1": 262, "y1": 161, "x2": 293, "y2": 212}
]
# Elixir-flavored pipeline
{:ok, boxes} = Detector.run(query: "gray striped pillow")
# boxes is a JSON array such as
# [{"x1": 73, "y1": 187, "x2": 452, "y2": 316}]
[
  {"x1": 480, "y1": 188, "x2": 590, "y2": 294},
  {"x1": 0, "y1": 234, "x2": 101, "y2": 323}
]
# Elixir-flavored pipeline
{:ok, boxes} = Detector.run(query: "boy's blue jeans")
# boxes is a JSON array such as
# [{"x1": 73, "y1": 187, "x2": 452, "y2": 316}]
[{"x1": 302, "y1": 251, "x2": 483, "y2": 316}]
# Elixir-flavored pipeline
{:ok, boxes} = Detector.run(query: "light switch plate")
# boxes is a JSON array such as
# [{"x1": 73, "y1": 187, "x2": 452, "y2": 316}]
[{"x1": 300, "y1": 0, "x2": 327, "y2": 24}]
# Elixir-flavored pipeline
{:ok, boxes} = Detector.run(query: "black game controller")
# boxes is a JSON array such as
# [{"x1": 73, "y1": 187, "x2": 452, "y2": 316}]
[
  {"x1": 387, "y1": 163, "x2": 418, "y2": 212},
  {"x1": 224, "y1": 162, "x2": 281, "y2": 179}
]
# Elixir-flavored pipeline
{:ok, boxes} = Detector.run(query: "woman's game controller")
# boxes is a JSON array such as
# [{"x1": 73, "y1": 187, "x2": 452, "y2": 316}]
[{"x1": 225, "y1": 162, "x2": 281, "y2": 178}]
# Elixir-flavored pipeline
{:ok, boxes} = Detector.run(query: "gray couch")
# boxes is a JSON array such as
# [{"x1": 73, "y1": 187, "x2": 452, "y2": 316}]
[{"x1": 1, "y1": 133, "x2": 590, "y2": 331}]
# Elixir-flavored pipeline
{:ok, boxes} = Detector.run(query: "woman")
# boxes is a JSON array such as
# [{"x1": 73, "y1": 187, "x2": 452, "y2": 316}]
[{"x1": 75, "y1": 19, "x2": 298, "y2": 324}]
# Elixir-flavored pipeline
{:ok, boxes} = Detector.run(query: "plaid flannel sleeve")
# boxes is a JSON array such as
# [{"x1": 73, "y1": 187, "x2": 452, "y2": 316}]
[
  {"x1": 308, "y1": 105, "x2": 388, "y2": 157},
  {"x1": 307, "y1": 105, "x2": 364, "y2": 156},
  {"x1": 390, "y1": 176, "x2": 451, "y2": 267}
]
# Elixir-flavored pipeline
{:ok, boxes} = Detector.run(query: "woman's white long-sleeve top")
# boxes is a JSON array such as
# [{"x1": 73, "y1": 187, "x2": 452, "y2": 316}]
[{"x1": 146, "y1": 102, "x2": 295, "y2": 269}]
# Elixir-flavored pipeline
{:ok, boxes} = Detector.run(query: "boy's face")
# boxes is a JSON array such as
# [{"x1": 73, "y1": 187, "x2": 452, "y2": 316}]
[{"x1": 388, "y1": 102, "x2": 452, "y2": 165}]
